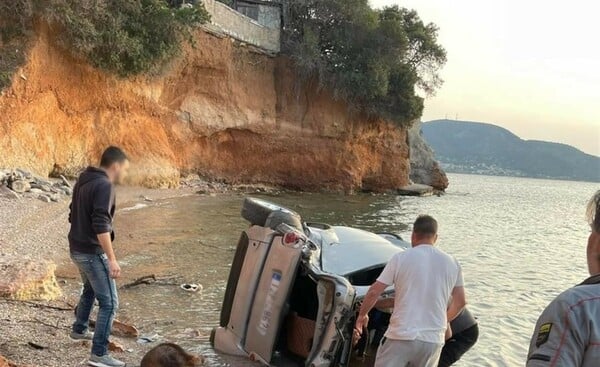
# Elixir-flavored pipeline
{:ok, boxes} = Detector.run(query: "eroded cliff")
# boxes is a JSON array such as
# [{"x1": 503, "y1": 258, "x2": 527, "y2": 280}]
[{"x1": 0, "y1": 27, "x2": 411, "y2": 192}]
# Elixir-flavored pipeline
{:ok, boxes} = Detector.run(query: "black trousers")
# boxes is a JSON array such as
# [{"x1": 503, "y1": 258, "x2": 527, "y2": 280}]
[{"x1": 438, "y1": 324, "x2": 479, "y2": 367}]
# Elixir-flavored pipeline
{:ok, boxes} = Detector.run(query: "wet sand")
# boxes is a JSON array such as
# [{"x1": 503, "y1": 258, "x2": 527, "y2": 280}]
[{"x1": 0, "y1": 185, "x2": 199, "y2": 367}]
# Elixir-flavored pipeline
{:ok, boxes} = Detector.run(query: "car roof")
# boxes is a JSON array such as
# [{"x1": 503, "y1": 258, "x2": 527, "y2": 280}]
[{"x1": 318, "y1": 226, "x2": 406, "y2": 276}]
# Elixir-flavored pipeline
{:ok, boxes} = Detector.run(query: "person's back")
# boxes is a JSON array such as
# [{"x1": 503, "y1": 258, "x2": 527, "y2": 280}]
[
  {"x1": 384, "y1": 245, "x2": 462, "y2": 343},
  {"x1": 526, "y1": 190, "x2": 600, "y2": 366},
  {"x1": 355, "y1": 215, "x2": 466, "y2": 367},
  {"x1": 527, "y1": 275, "x2": 600, "y2": 366}
]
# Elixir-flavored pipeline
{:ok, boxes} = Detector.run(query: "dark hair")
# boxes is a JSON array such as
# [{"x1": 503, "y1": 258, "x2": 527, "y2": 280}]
[
  {"x1": 100, "y1": 146, "x2": 128, "y2": 168},
  {"x1": 587, "y1": 190, "x2": 600, "y2": 233},
  {"x1": 413, "y1": 215, "x2": 438, "y2": 236}
]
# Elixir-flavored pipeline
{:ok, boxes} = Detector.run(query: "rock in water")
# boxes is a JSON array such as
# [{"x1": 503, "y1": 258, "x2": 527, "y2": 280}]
[
  {"x1": 408, "y1": 120, "x2": 449, "y2": 191},
  {"x1": 8, "y1": 180, "x2": 30, "y2": 193},
  {"x1": 0, "y1": 261, "x2": 62, "y2": 300}
]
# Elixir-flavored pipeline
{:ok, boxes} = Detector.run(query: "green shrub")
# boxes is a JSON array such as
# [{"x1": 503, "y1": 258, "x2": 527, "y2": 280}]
[
  {"x1": 0, "y1": 0, "x2": 209, "y2": 89},
  {"x1": 44, "y1": 0, "x2": 210, "y2": 76},
  {"x1": 283, "y1": 0, "x2": 446, "y2": 126}
]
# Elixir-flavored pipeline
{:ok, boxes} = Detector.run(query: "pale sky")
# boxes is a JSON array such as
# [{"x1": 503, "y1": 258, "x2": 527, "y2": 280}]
[{"x1": 372, "y1": 0, "x2": 600, "y2": 156}]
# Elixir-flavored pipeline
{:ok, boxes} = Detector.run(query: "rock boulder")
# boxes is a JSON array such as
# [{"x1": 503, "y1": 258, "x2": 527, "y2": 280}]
[
  {"x1": 0, "y1": 261, "x2": 62, "y2": 301},
  {"x1": 408, "y1": 120, "x2": 449, "y2": 191}
]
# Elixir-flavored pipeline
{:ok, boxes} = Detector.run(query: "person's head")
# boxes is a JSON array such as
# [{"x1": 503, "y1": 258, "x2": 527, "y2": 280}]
[
  {"x1": 99, "y1": 146, "x2": 129, "y2": 184},
  {"x1": 586, "y1": 190, "x2": 600, "y2": 275},
  {"x1": 141, "y1": 343, "x2": 203, "y2": 367},
  {"x1": 411, "y1": 215, "x2": 438, "y2": 246}
]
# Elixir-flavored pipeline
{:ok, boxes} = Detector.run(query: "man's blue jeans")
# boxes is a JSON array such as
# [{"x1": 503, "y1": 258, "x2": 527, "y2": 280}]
[{"x1": 71, "y1": 252, "x2": 119, "y2": 356}]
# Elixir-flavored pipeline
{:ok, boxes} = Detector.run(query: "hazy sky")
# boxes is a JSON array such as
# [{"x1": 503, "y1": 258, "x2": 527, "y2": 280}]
[{"x1": 372, "y1": 0, "x2": 600, "y2": 156}]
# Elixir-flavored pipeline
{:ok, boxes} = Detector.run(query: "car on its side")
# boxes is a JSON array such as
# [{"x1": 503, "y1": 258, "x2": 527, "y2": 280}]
[{"x1": 211, "y1": 198, "x2": 408, "y2": 366}]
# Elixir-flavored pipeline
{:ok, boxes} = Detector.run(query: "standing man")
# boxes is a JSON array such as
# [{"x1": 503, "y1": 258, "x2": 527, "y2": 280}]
[
  {"x1": 69, "y1": 146, "x2": 129, "y2": 367},
  {"x1": 438, "y1": 307, "x2": 479, "y2": 367},
  {"x1": 526, "y1": 190, "x2": 600, "y2": 366},
  {"x1": 355, "y1": 215, "x2": 466, "y2": 367}
]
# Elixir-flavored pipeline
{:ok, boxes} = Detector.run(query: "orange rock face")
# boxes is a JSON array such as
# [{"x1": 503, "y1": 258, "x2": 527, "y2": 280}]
[{"x1": 0, "y1": 26, "x2": 410, "y2": 192}]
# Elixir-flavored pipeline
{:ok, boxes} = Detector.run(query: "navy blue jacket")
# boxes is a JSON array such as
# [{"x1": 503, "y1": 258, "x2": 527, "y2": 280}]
[{"x1": 68, "y1": 167, "x2": 115, "y2": 254}]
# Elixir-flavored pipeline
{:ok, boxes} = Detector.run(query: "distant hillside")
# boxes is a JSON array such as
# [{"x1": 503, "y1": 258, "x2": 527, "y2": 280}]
[{"x1": 421, "y1": 119, "x2": 600, "y2": 182}]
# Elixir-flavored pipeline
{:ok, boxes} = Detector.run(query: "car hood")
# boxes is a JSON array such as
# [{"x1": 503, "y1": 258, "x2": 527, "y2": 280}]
[{"x1": 316, "y1": 226, "x2": 405, "y2": 276}]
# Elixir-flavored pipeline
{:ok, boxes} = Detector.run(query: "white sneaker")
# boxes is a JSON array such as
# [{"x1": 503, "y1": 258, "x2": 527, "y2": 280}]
[{"x1": 88, "y1": 354, "x2": 126, "y2": 367}]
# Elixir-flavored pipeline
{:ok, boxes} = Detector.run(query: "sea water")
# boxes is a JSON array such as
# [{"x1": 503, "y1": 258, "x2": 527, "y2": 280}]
[{"x1": 112, "y1": 173, "x2": 598, "y2": 367}]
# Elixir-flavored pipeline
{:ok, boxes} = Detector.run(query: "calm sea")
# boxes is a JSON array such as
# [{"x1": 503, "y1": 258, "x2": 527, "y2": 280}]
[{"x1": 112, "y1": 173, "x2": 599, "y2": 367}]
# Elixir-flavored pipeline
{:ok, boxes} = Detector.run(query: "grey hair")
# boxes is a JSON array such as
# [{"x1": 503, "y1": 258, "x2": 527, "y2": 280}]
[{"x1": 587, "y1": 190, "x2": 600, "y2": 233}]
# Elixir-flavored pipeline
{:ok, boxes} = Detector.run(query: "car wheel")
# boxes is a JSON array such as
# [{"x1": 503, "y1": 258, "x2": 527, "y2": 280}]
[{"x1": 241, "y1": 197, "x2": 302, "y2": 230}]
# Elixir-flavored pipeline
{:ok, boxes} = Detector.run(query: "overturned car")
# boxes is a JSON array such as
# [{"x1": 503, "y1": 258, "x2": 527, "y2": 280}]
[{"x1": 211, "y1": 198, "x2": 409, "y2": 366}]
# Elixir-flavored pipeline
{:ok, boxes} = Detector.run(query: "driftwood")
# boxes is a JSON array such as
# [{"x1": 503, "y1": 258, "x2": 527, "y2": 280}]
[
  {"x1": 89, "y1": 318, "x2": 139, "y2": 338},
  {"x1": 0, "y1": 299, "x2": 73, "y2": 312},
  {"x1": 120, "y1": 274, "x2": 179, "y2": 289},
  {"x1": 17, "y1": 317, "x2": 66, "y2": 330},
  {"x1": 27, "y1": 342, "x2": 45, "y2": 350}
]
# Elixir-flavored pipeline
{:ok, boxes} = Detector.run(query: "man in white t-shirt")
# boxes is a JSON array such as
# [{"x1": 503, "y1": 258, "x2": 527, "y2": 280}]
[{"x1": 355, "y1": 215, "x2": 466, "y2": 367}]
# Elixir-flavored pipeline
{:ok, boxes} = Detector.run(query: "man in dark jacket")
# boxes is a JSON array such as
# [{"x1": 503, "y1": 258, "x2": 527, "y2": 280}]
[
  {"x1": 438, "y1": 308, "x2": 479, "y2": 366},
  {"x1": 526, "y1": 190, "x2": 600, "y2": 366},
  {"x1": 69, "y1": 146, "x2": 129, "y2": 367}
]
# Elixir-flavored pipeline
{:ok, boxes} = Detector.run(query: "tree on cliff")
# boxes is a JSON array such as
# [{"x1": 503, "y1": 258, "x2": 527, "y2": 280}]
[
  {"x1": 283, "y1": 0, "x2": 446, "y2": 126},
  {"x1": 0, "y1": 0, "x2": 209, "y2": 88}
]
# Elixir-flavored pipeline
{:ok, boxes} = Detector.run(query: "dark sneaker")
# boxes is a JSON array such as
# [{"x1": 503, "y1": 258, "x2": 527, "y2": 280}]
[
  {"x1": 88, "y1": 354, "x2": 126, "y2": 367},
  {"x1": 70, "y1": 330, "x2": 94, "y2": 340}
]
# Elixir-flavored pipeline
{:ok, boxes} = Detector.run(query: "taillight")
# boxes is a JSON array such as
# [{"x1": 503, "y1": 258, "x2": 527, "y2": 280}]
[{"x1": 283, "y1": 231, "x2": 301, "y2": 245}]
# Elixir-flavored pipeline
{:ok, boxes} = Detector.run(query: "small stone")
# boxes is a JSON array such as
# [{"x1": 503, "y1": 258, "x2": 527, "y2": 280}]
[
  {"x1": 31, "y1": 183, "x2": 52, "y2": 192},
  {"x1": 0, "y1": 186, "x2": 20, "y2": 200},
  {"x1": 30, "y1": 188, "x2": 43, "y2": 194},
  {"x1": 49, "y1": 194, "x2": 60, "y2": 202},
  {"x1": 108, "y1": 341, "x2": 125, "y2": 353},
  {"x1": 59, "y1": 175, "x2": 72, "y2": 188},
  {"x1": 63, "y1": 187, "x2": 73, "y2": 196},
  {"x1": 38, "y1": 195, "x2": 51, "y2": 203},
  {"x1": 8, "y1": 180, "x2": 30, "y2": 193}
]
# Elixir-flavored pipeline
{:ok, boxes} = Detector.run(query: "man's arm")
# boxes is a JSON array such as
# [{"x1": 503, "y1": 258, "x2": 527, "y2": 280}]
[
  {"x1": 526, "y1": 296, "x2": 586, "y2": 366},
  {"x1": 355, "y1": 281, "x2": 388, "y2": 334},
  {"x1": 447, "y1": 286, "x2": 466, "y2": 322},
  {"x1": 92, "y1": 182, "x2": 120, "y2": 279},
  {"x1": 97, "y1": 232, "x2": 121, "y2": 278}
]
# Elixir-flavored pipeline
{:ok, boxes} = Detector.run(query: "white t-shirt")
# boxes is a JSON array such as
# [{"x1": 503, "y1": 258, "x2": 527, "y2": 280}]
[{"x1": 377, "y1": 244, "x2": 464, "y2": 344}]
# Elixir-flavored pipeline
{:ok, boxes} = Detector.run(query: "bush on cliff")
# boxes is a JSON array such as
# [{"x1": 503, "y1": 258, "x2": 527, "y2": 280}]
[
  {"x1": 0, "y1": 0, "x2": 209, "y2": 89},
  {"x1": 283, "y1": 1, "x2": 446, "y2": 126}
]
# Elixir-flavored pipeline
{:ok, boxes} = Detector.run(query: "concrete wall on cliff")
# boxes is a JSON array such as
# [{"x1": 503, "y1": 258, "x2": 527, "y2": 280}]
[{"x1": 0, "y1": 27, "x2": 410, "y2": 192}]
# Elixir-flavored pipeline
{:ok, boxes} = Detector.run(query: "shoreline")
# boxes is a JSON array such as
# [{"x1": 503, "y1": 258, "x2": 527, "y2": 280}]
[
  {"x1": 0, "y1": 185, "x2": 201, "y2": 367},
  {"x1": 0, "y1": 178, "x2": 277, "y2": 367}
]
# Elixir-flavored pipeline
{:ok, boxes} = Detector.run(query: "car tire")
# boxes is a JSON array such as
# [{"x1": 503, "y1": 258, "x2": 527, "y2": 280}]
[{"x1": 241, "y1": 197, "x2": 302, "y2": 230}]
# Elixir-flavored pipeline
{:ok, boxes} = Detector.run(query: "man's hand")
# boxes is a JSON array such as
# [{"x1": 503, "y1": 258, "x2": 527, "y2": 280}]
[
  {"x1": 97, "y1": 232, "x2": 120, "y2": 278},
  {"x1": 445, "y1": 323, "x2": 453, "y2": 341},
  {"x1": 108, "y1": 259, "x2": 121, "y2": 279},
  {"x1": 354, "y1": 314, "x2": 369, "y2": 338}
]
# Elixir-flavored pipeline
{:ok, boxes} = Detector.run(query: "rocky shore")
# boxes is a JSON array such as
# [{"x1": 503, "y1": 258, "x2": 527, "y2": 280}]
[
  {"x1": 0, "y1": 169, "x2": 73, "y2": 203},
  {"x1": 0, "y1": 168, "x2": 293, "y2": 366},
  {"x1": 0, "y1": 174, "x2": 201, "y2": 367}
]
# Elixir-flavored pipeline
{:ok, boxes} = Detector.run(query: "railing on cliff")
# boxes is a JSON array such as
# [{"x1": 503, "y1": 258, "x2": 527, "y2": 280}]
[{"x1": 201, "y1": 0, "x2": 281, "y2": 53}]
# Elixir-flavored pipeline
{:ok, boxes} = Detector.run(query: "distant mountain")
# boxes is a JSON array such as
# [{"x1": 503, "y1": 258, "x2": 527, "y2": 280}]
[{"x1": 421, "y1": 119, "x2": 600, "y2": 182}]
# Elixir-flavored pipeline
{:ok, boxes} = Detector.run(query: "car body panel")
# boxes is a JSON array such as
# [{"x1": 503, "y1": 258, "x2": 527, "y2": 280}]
[
  {"x1": 321, "y1": 226, "x2": 406, "y2": 276},
  {"x1": 245, "y1": 234, "x2": 304, "y2": 364}
]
